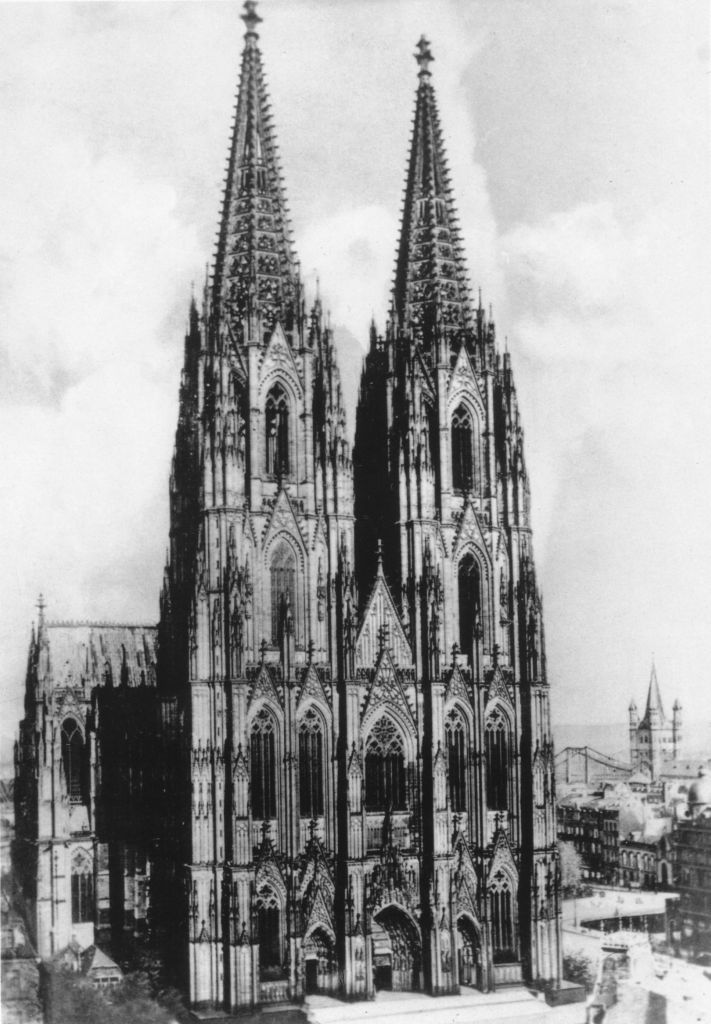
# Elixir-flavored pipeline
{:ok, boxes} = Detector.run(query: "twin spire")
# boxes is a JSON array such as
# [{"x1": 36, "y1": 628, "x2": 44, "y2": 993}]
[
  {"x1": 214, "y1": 4, "x2": 474, "y2": 350},
  {"x1": 212, "y1": 1, "x2": 298, "y2": 333}
]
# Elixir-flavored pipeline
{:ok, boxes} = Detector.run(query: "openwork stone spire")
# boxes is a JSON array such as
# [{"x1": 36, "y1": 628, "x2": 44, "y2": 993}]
[
  {"x1": 392, "y1": 36, "x2": 473, "y2": 352},
  {"x1": 212, "y1": 1, "x2": 298, "y2": 334}
]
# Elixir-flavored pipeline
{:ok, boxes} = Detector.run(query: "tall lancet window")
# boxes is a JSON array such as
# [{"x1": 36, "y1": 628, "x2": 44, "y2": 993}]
[
  {"x1": 251, "y1": 708, "x2": 277, "y2": 820},
  {"x1": 270, "y1": 544, "x2": 297, "y2": 643},
  {"x1": 265, "y1": 384, "x2": 290, "y2": 477},
  {"x1": 365, "y1": 717, "x2": 406, "y2": 811},
  {"x1": 299, "y1": 708, "x2": 324, "y2": 818},
  {"x1": 490, "y1": 872, "x2": 515, "y2": 962},
  {"x1": 61, "y1": 718, "x2": 86, "y2": 803},
  {"x1": 451, "y1": 405, "x2": 473, "y2": 491},
  {"x1": 458, "y1": 554, "x2": 482, "y2": 668},
  {"x1": 445, "y1": 709, "x2": 467, "y2": 812},
  {"x1": 485, "y1": 706, "x2": 510, "y2": 811}
]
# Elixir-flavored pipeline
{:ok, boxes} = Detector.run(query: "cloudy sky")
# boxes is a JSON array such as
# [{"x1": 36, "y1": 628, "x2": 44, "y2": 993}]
[{"x1": 0, "y1": 0, "x2": 708, "y2": 744}]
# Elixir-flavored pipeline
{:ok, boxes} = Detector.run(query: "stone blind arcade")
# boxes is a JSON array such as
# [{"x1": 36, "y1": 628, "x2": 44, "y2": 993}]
[{"x1": 14, "y1": 1, "x2": 562, "y2": 1013}]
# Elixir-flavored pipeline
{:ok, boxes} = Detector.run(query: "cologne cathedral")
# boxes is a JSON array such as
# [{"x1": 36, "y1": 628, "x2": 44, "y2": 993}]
[{"x1": 14, "y1": 2, "x2": 561, "y2": 1013}]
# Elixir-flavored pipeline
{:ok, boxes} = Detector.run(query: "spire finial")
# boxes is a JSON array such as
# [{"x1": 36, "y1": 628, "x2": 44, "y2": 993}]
[
  {"x1": 376, "y1": 538, "x2": 384, "y2": 571},
  {"x1": 415, "y1": 35, "x2": 434, "y2": 75},
  {"x1": 241, "y1": 1, "x2": 262, "y2": 37},
  {"x1": 36, "y1": 593, "x2": 45, "y2": 627}
]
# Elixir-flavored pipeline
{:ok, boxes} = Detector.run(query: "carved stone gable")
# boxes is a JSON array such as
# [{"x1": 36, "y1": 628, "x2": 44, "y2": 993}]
[
  {"x1": 356, "y1": 573, "x2": 412, "y2": 669},
  {"x1": 248, "y1": 663, "x2": 283, "y2": 709},
  {"x1": 452, "y1": 833, "x2": 480, "y2": 920},
  {"x1": 263, "y1": 489, "x2": 305, "y2": 550},
  {"x1": 449, "y1": 342, "x2": 485, "y2": 411},
  {"x1": 260, "y1": 322, "x2": 302, "y2": 391},
  {"x1": 452, "y1": 499, "x2": 490, "y2": 561},
  {"x1": 487, "y1": 828, "x2": 518, "y2": 887},
  {"x1": 444, "y1": 664, "x2": 471, "y2": 706},
  {"x1": 362, "y1": 648, "x2": 415, "y2": 726},
  {"x1": 297, "y1": 664, "x2": 330, "y2": 708},
  {"x1": 485, "y1": 666, "x2": 513, "y2": 714}
]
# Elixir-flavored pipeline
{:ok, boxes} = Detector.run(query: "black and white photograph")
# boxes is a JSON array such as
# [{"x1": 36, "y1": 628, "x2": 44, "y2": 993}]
[{"x1": 0, "y1": 1, "x2": 709, "y2": 1022}]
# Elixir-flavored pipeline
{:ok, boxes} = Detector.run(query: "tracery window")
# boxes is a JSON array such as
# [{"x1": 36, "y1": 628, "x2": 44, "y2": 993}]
[
  {"x1": 445, "y1": 709, "x2": 467, "y2": 812},
  {"x1": 458, "y1": 554, "x2": 482, "y2": 666},
  {"x1": 270, "y1": 543, "x2": 297, "y2": 644},
  {"x1": 256, "y1": 886, "x2": 283, "y2": 977},
  {"x1": 299, "y1": 708, "x2": 324, "y2": 818},
  {"x1": 251, "y1": 708, "x2": 277, "y2": 820},
  {"x1": 490, "y1": 871, "x2": 515, "y2": 962},
  {"x1": 452, "y1": 405, "x2": 473, "y2": 491},
  {"x1": 61, "y1": 718, "x2": 86, "y2": 804},
  {"x1": 265, "y1": 384, "x2": 289, "y2": 477},
  {"x1": 71, "y1": 851, "x2": 94, "y2": 924},
  {"x1": 365, "y1": 717, "x2": 406, "y2": 811},
  {"x1": 485, "y1": 706, "x2": 510, "y2": 811}
]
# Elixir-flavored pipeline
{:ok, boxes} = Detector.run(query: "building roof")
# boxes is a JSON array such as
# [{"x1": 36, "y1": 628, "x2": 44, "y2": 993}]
[
  {"x1": 81, "y1": 945, "x2": 122, "y2": 976},
  {"x1": 42, "y1": 623, "x2": 157, "y2": 690}
]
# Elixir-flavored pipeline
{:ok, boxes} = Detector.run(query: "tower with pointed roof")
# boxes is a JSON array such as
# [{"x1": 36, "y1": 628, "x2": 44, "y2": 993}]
[
  {"x1": 351, "y1": 33, "x2": 561, "y2": 997},
  {"x1": 155, "y1": 0, "x2": 355, "y2": 1010},
  {"x1": 629, "y1": 665, "x2": 681, "y2": 780}
]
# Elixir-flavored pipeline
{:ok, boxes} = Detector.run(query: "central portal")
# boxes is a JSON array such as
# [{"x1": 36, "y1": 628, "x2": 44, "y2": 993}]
[{"x1": 372, "y1": 906, "x2": 422, "y2": 992}]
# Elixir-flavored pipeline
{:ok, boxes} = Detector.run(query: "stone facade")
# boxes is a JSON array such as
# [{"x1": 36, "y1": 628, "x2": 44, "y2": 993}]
[{"x1": 15, "y1": 1, "x2": 562, "y2": 1013}]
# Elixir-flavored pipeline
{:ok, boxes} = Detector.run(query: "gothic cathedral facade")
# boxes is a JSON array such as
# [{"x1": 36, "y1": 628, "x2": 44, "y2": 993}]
[
  {"x1": 154, "y1": 4, "x2": 560, "y2": 1009},
  {"x1": 15, "y1": 1, "x2": 561, "y2": 1012}
]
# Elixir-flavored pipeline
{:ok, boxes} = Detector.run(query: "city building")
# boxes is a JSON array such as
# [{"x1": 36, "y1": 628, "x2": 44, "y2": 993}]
[
  {"x1": 557, "y1": 800, "x2": 619, "y2": 884},
  {"x1": 14, "y1": 2, "x2": 562, "y2": 1014},
  {"x1": 672, "y1": 766, "x2": 711, "y2": 955}
]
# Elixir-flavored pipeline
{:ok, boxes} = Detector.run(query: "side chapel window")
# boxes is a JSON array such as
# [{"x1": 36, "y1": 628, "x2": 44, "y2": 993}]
[
  {"x1": 61, "y1": 718, "x2": 86, "y2": 803},
  {"x1": 365, "y1": 717, "x2": 406, "y2": 811},
  {"x1": 452, "y1": 405, "x2": 473, "y2": 491},
  {"x1": 251, "y1": 708, "x2": 277, "y2": 819},
  {"x1": 299, "y1": 708, "x2": 324, "y2": 818},
  {"x1": 71, "y1": 851, "x2": 94, "y2": 924},
  {"x1": 265, "y1": 384, "x2": 289, "y2": 477},
  {"x1": 256, "y1": 886, "x2": 283, "y2": 977},
  {"x1": 445, "y1": 709, "x2": 467, "y2": 812}
]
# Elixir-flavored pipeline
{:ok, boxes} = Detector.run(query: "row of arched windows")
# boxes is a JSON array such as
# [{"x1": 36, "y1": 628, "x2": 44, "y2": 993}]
[
  {"x1": 249, "y1": 706, "x2": 511, "y2": 819},
  {"x1": 265, "y1": 386, "x2": 478, "y2": 495}
]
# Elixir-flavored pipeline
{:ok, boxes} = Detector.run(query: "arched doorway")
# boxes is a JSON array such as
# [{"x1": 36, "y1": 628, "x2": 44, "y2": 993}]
[
  {"x1": 457, "y1": 915, "x2": 481, "y2": 989},
  {"x1": 372, "y1": 906, "x2": 422, "y2": 992},
  {"x1": 303, "y1": 928, "x2": 337, "y2": 994}
]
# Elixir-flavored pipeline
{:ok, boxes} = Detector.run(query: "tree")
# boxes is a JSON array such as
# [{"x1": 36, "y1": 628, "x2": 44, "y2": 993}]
[
  {"x1": 559, "y1": 841, "x2": 583, "y2": 896},
  {"x1": 563, "y1": 951, "x2": 596, "y2": 993}
]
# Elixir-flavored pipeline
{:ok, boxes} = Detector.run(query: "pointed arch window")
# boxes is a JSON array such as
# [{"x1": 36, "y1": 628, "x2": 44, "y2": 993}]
[
  {"x1": 458, "y1": 554, "x2": 482, "y2": 667},
  {"x1": 490, "y1": 871, "x2": 515, "y2": 962},
  {"x1": 485, "y1": 706, "x2": 510, "y2": 811},
  {"x1": 445, "y1": 709, "x2": 467, "y2": 812},
  {"x1": 61, "y1": 718, "x2": 86, "y2": 804},
  {"x1": 71, "y1": 851, "x2": 94, "y2": 924},
  {"x1": 365, "y1": 717, "x2": 406, "y2": 811},
  {"x1": 265, "y1": 384, "x2": 290, "y2": 477},
  {"x1": 452, "y1": 405, "x2": 473, "y2": 492},
  {"x1": 299, "y1": 708, "x2": 324, "y2": 818},
  {"x1": 251, "y1": 708, "x2": 277, "y2": 820},
  {"x1": 256, "y1": 885, "x2": 283, "y2": 978},
  {"x1": 270, "y1": 543, "x2": 297, "y2": 643}
]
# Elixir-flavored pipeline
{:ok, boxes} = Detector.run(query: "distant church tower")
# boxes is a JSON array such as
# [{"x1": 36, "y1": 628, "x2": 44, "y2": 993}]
[
  {"x1": 629, "y1": 665, "x2": 681, "y2": 780},
  {"x1": 154, "y1": 3, "x2": 561, "y2": 1012}
]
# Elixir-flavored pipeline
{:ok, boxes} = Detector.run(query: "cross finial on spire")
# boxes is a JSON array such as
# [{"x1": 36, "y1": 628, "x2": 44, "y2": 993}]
[
  {"x1": 376, "y1": 538, "x2": 383, "y2": 571},
  {"x1": 241, "y1": 1, "x2": 262, "y2": 37},
  {"x1": 415, "y1": 35, "x2": 434, "y2": 75}
]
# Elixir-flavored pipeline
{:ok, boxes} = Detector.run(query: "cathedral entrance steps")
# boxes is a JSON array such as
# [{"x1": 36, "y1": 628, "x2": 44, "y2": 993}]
[{"x1": 305, "y1": 988, "x2": 585, "y2": 1024}]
